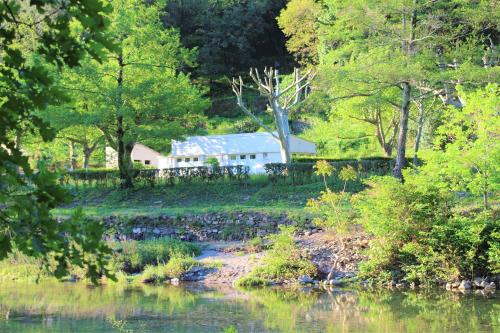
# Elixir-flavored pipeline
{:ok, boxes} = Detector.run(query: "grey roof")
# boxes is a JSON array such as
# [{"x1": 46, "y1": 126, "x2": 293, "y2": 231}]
[{"x1": 170, "y1": 132, "x2": 315, "y2": 157}]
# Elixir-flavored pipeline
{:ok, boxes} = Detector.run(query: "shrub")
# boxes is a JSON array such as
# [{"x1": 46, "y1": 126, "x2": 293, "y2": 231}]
[
  {"x1": 110, "y1": 238, "x2": 200, "y2": 273},
  {"x1": 307, "y1": 162, "x2": 358, "y2": 233},
  {"x1": 204, "y1": 157, "x2": 220, "y2": 168},
  {"x1": 240, "y1": 226, "x2": 317, "y2": 283},
  {"x1": 354, "y1": 173, "x2": 500, "y2": 285},
  {"x1": 234, "y1": 118, "x2": 260, "y2": 133},
  {"x1": 247, "y1": 236, "x2": 265, "y2": 253},
  {"x1": 163, "y1": 256, "x2": 198, "y2": 278},
  {"x1": 140, "y1": 255, "x2": 202, "y2": 283},
  {"x1": 234, "y1": 276, "x2": 271, "y2": 287},
  {"x1": 141, "y1": 264, "x2": 171, "y2": 283},
  {"x1": 63, "y1": 165, "x2": 250, "y2": 189}
]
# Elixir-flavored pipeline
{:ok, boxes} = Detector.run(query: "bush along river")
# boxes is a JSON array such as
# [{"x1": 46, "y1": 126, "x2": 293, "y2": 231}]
[{"x1": 0, "y1": 281, "x2": 498, "y2": 333}]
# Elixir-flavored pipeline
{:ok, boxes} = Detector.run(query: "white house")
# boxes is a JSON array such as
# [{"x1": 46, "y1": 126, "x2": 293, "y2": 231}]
[
  {"x1": 105, "y1": 143, "x2": 163, "y2": 169},
  {"x1": 106, "y1": 132, "x2": 316, "y2": 174}
]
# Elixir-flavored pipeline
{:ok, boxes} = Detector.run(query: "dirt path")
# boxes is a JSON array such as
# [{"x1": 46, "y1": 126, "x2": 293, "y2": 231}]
[
  {"x1": 194, "y1": 241, "x2": 264, "y2": 284},
  {"x1": 188, "y1": 231, "x2": 369, "y2": 284}
]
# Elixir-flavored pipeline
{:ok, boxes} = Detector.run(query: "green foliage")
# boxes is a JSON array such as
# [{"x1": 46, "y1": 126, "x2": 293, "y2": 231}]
[
  {"x1": 277, "y1": 0, "x2": 321, "y2": 65},
  {"x1": 0, "y1": 250, "x2": 52, "y2": 283},
  {"x1": 307, "y1": 162, "x2": 358, "y2": 233},
  {"x1": 233, "y1": 118, "x2": 261, "y2": 133},
  {"x1": 204, "y1": 157, "x2": 220, "y2": 168},
  {"x1": 0, "y1": 0, "x2": 116, "y2": 284},
  {"x1": 110, "y1": 238, "x2": 200, "y2": 273},
  {"x1": 62, "y1": 165, "x2": 250, "y2": 189},
  {"x1": 234, "y1": 276, "x2": 271, "y2": 288},
  {"x1": 141, "y1": 255, "x2": 198, "y2": 283},
  {"x1": 164, "y1": 0, "x2": 289, "y2": 78},
  {"x1": 421, "y1": 84, "x2": 500, "y2": 210},
  {"x1": 162, "y1": 256, "x2": 198, "y2": 278},
  {"x1": 239, "y1": 226, "x2": 317, "y2": 283},
  {"x1": 62, "y1": 0, "x2": 209, "y2": 187},
  {"x1": 223, "y1": 325, "x2": 239, "y2": 333},
  {"x1": 247, "y1": 236, "x2": 265, "y2": 253},
  {"x1": 354, "y1": 174, "x2": 499, "y2": 285}
]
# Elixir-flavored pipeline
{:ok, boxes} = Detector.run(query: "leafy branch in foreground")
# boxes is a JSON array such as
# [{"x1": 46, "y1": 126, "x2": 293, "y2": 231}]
[{"x1": 0, "y1": 0, "x2": 115, "y2": 283}]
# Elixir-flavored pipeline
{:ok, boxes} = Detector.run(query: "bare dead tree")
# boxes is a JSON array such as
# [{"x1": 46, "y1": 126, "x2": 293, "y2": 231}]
[{"x1": 231, "y1": 67, "x2": 314, "y2": 163}]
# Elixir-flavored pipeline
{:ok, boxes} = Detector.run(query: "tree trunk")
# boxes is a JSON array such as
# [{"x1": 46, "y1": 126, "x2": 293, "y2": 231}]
[
  {"x1": 274, "y1": 105, "x2": 292, "y2": 164},
  {"x1": 413, "y1": 99, "x2": 425, "y2": 167},
  {"x1": 393, "y1": 3, "x2": 416, "y2": 181},
  {"x1": 374, "y1": 112, "x2": 393, "y2": 157},
  {"x1": 116, "y1": 53, "x2": 133, "y2": 188},
  {"x1": 69, "y1": 141, "x2": 77, "y2": 171},
  {"x1": 15, "y1": 128, "x2": 22, "y2": 174},
  {"x1": 83, "y1": 147, "x2": 91, "y2": 170},
  {"x1": 393, "y1": 82, "x2": 411, "y2": 181}
]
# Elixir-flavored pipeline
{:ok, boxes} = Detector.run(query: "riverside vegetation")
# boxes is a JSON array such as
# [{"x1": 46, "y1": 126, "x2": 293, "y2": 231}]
[{"x1": 1, "y1": 1, "x2": 499, "y2": 332}]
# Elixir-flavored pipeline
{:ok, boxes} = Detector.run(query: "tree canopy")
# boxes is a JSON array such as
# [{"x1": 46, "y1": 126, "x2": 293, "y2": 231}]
[{"x1": 0, "y1": 0, "x2": 114, "y2": 282}]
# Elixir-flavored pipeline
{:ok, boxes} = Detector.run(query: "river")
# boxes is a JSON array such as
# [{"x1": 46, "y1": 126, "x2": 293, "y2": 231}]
[{"x1": 0, "y1": 282, "x2": 498, "y2": 332}]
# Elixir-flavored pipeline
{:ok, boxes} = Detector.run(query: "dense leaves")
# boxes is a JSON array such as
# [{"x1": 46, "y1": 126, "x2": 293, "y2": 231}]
[
  {"x1": 62, "y1": 0, "x2": 209, "y2": 187},
  {"x1": 0, "y1": 0, "x2": 114, "y2": 283},
  {"x1": 354, "y1": 174, "x2": 499, "y2": 285}
]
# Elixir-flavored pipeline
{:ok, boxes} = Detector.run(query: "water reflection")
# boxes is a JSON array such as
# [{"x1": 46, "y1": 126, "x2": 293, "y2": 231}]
[{"x1": 0, "y1": 282, "x2": 497, "y2": 333}]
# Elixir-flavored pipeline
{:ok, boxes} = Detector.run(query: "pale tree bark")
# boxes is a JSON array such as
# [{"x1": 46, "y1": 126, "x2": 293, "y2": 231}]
[
  {"x1": 69, "y1": 141, "x2": 77, "y2": 171},
  {"x1": 350, "y1": 108, "x2": 398, "y2": 157},
  {"x1": 14, "y1": 128, "x2": 22, "y2": 174},
  {"x1": 62, "y1": 136, "x2": 102, "y2": 171},
  {"x1": 231, "y1": 67, "x2": 314, "y2": 164},
  {"x1": 82, "y1": 141, "x2": 99, "y2": 170}
]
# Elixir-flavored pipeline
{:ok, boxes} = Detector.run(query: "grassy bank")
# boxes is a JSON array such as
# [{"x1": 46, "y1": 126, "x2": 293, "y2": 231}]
[{"x1": 54, "y1": 175, "x2": 367, "y2": 218}]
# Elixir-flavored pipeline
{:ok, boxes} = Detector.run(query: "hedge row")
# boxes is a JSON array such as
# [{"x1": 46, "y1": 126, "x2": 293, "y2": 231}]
[
  {"x1": 61, "y1": 165, "x2": 250, "y2": 188},
  {"x1": 263, "y1": 159, "x2": 395, "y2": 185},
  {"x1": 61, "y1": 157, "x2": 399, "y2": 188}
]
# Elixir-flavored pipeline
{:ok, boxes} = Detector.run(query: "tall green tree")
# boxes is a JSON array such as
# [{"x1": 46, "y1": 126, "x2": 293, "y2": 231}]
[
  {"x1": 277, "y1": 0, "x2": 321, "y2": 66},
  {"x1": 281, "y1": 0, "x2": 498, "y2": 180},
  {"x1": 64, "y1": 0, "x2": 209, "y2": 187},
  {"x1": 40, "y1": 102, "x2": 105, "y2": 170},
  {"x1": 0, "y1": 0, "x2": 113, "y2": 281},
  {"x1": 164, "y1": 0, "x2": 290, "y2": 77},
  {"x1": 421, "y1": 84, "x2": 499, "y2": 210}
]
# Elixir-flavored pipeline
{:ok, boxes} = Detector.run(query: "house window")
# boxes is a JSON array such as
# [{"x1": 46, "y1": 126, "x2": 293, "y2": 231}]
[
  {"x1": 176, "y1": 158, "x2": 182, "y2": 163},
  {"x1": 230, "y1": 155, "x2": 237, "y2": 160},
  {"x1": 240, "y1": 155, "x2": 246, "y2": 160},
  {"x1": 144, "y1": 160, "x2": 151, "y2": 165},
  {"x1": 250, "y1": 154, "x2": 256, "y2": 160},
  {"x1": 193, "y1": 157, "x2": 199, "y2": 162},
  {"x1": 263, "y1": 153, "x2": 268, "y2": 159},
  {"x1": 134, "y1": 160, "x2": 140, "y2": 163},
  {"x1": 185, "y1": 158, "x2": 190, "y2": 162}
]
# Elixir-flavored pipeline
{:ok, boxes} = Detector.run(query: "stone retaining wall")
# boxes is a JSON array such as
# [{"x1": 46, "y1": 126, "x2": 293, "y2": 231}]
[{"x1": 99, "y1": 212, "x2": 318, "y2": 241}]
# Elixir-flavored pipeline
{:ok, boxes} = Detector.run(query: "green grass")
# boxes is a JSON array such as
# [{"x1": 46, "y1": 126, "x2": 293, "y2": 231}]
[
  {"x1": 235, "y1": 226, "x2": 317, "y2": 286},
  {"x1": 110, "y1": 238, "x2": 201, "y2": 273},
  {"x1": 234, "y1": 276, "x2": 271, "y2": 287},
  {"x1": 54, "y1": 175, "x2": 367, "y2": 219}
]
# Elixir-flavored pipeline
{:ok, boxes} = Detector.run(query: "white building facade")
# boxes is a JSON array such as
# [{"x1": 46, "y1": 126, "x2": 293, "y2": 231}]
[
  {"x1": 105, "y1": 143, "x2": 163, "y2": 169},
  {"x1": 106, "y1": 132, "x2": 316, "y2": 174}
]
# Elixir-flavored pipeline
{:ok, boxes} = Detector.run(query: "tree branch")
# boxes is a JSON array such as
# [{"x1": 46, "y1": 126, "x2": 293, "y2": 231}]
[{"x1": 231, "y1": 77, "x2": 279, "y2": 139}]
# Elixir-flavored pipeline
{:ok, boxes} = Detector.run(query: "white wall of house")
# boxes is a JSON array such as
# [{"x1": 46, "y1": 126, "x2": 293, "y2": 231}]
[
  {"x1": 106, "y1": 143, "x2": 162, "y2": 169},
  {"x1": 130, "y1": 143, "x2": 162, "y2": 168},
  {"x1": 106, "y1": 132, "x2": 316, "y2": 174},
  {"x1": 161, "y1": 152, "x2": 282, "y2": 173}
]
